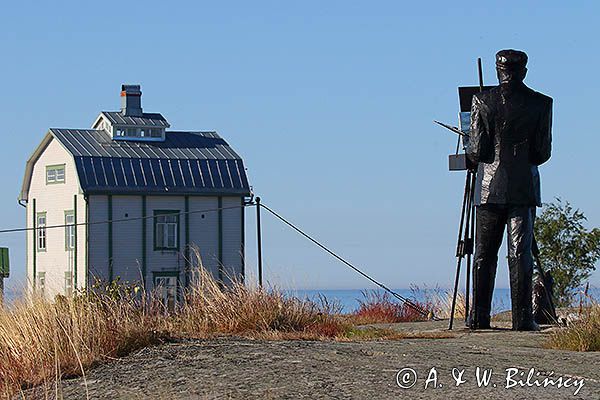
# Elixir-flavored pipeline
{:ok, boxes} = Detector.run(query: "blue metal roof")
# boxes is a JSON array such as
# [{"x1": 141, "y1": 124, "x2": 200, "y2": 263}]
[
  {"x1": 100, "y1": 111, "x2": 170, "y2": 127},
  {"x1": 51, "y1": 129, "x2": 250, "y2": 195}
]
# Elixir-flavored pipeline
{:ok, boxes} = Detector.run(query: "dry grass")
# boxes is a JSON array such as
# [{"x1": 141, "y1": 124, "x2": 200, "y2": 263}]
[
  {"x1": 0, "y1": 287, "x2": 164, "y2": 397},
  {"x1": 350, "y1": 290, "x2": 433, "y2": 324},
  {"x1": 169, "y1": 267, "x2": 349, "y2": 339},
  {"x1": 547, "y1": 301, "x2": 600, "y2": 352},
  {"x1": 431, "y1": 291, "x2": 467, "y2": 320},
  {"x1": 0, "y1": 267, "x2": 350, "y2": 398}
]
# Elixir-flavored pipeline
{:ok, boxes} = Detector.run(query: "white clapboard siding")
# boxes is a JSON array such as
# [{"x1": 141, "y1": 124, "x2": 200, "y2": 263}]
[
  {"x1": 75, "y1": 191, "x2": 86, "y2": 289},
  {"x1": 188, "y1": 196, "x2": 220, "y2": 281},
  {"x1": 111, "y1": 196, "x2": 143, "y2": 283},
  {"x1": 26, "y1": 137, "x2": 83, "y2": 298},
  {"x1": 221, "y1": 197, "x2": 244, "y2": 286},
  {"x1": 87, "y1": 195, "x2": 109, "y2": 283},
  {"x1": 86, "y1": 195, "x2": 245, "y2": 289}
]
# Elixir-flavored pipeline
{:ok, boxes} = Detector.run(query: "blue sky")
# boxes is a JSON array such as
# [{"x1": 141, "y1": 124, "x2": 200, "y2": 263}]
[{"x1": 0, "y1": 1, "x2": 598, "y2": 292}]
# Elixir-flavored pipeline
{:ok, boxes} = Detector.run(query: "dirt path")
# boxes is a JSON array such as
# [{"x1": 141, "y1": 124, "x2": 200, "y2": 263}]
[{"x1": 38, "y1": 321, "x2": 600, "y2": 399}]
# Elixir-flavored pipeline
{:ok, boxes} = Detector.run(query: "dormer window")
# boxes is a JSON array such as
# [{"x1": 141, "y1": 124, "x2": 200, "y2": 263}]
[{"x1": 114, "y1": 126, "x2": 164, "y2": 140}]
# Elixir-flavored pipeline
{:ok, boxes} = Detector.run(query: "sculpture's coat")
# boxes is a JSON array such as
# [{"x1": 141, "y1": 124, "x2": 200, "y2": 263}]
[{"x1": 468, "y1": 84, "x2": 552, "y2": 206}]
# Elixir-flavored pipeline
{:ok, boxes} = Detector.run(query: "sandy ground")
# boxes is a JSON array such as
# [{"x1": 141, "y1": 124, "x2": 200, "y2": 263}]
[{"x1": 30, "y1": 321, "x2": 599, "y2": 400}]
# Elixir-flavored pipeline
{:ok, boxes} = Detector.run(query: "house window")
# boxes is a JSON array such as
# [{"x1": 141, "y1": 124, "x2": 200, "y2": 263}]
[
  {"x1": 36, "y1": 213, "x2": 47, "y2": 251},
  {"x1": 37, "y1": 272, "x2": 46, "y2": 294},
  {"x1": 149, "y1": 128, "x2": 162, "y2": 138},
  {"x1": 64, "y1": 271, "x2": 73, "y2": 296},
  {"x1": 65, "y1": 211, "x2": 75, "y2": 250},
  {"x1": 154, "y1": 210, "x2": 179, "y2": 250},
  {"x1": 154, "y1": 274, "x2": 178, "y2": 312},
  {"x1": 126, "y1": 128, "x2": 140, "y2": 137},
  {"x1": 46, "y1": 165, "x2": 65, "y2": 184}
]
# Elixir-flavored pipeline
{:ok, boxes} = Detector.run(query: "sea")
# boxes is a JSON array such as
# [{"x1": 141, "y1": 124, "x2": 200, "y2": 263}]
[
  {"x1": 286, "y1": 288, "x2": 512, "y2": 314},
  {"x1": 284, "y1": 287, "x2": 600, "y2": 314}
]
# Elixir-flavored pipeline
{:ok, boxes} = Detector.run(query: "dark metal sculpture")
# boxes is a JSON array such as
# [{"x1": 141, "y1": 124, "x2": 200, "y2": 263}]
[
  {"x1": 466, "y1": 49, "x2": 553, "y2": 331},
  {"x1": 532, "y1": 235, "x2": 557, "y2": 324}
]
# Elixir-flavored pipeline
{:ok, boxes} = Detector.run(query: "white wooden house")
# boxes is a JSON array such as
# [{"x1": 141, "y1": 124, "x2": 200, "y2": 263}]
[{"x1": 19, "y1": 85, "x2": 251, "y2": 301}]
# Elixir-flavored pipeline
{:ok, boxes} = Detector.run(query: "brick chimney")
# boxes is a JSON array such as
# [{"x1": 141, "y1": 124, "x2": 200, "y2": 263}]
[{"x1": 120, "y1": 84, "x2": 143, "y2": 117}]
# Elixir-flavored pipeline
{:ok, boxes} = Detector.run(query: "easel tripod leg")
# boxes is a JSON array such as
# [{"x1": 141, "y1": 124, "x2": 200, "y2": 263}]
[{"x1": 449, "y1": 172, "x2": 471, "y2": 330}]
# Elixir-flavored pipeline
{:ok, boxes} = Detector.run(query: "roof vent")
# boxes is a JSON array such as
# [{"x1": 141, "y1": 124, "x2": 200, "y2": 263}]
[{"x1": 120, "y1": 84, "x2": 143, "y2": 117}]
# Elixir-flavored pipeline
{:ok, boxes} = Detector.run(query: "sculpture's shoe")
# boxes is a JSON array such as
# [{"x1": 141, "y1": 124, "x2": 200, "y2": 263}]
[
  {"x1": 467, "y1": 315, "x2": 491, "y2": 330},
  {"x1": 514, "y1": 320, "x2": 540, "y2": 331}
]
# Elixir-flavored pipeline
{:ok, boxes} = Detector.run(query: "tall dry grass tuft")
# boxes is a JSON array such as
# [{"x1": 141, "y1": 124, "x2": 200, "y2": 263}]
[
  {"x1": 351, "y1": 290, "x2": 432, "y2": 325},
  {"x1": 173, "y1": 265, "x2": 346, "y2": 337},
  {"x1": 0, "y1": 286, "x2": 163, "y2": 397},
  {"x1": 430, "y1": 290, "x2": 467, "y2": 320},
  {"x1": 350, "y1": 286, "x2": 469, "y2": 325},
  {"x1": 547, "y1": 300, "x2": 600, "y2": 352}
]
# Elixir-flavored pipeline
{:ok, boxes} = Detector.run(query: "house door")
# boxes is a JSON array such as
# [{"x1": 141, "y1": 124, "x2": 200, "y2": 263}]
[{"x1": 154, "y1": 275, "x2": 178, "y2": 311}]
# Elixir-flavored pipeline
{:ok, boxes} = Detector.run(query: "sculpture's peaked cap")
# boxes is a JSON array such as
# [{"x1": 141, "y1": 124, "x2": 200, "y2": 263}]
[{"x1": 496, "y1": 49, "x2": 528, "y2": 71}]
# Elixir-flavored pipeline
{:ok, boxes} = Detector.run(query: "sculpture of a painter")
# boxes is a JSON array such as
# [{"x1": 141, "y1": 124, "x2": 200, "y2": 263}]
[{"x1": 467, "y1": 50, "x2": 553, "y2": 331}]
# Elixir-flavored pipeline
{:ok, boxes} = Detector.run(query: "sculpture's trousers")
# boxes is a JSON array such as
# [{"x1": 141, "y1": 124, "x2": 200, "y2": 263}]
[{"x1": 472, "y1": 204, "x2": 535, "y2": 330}]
